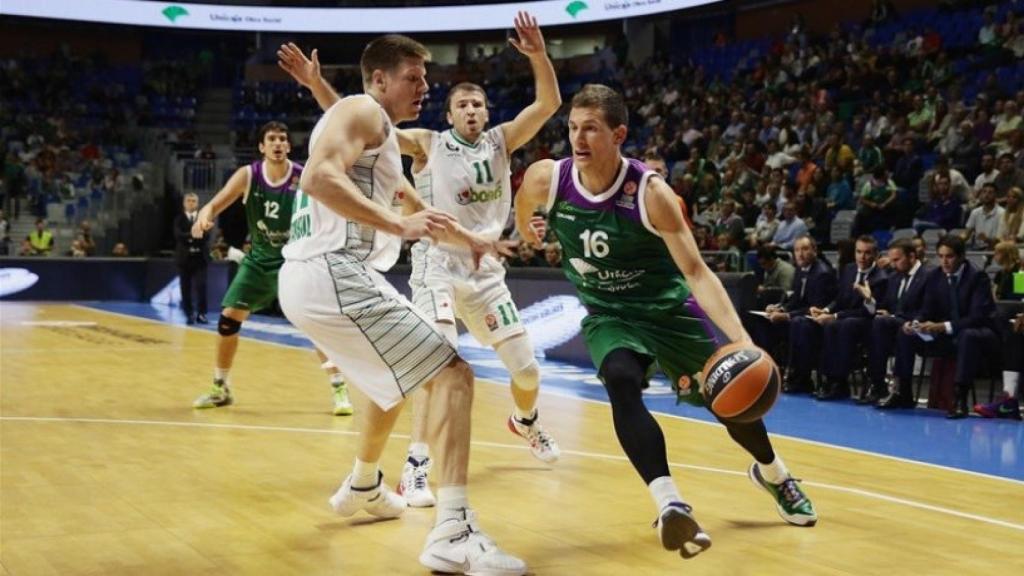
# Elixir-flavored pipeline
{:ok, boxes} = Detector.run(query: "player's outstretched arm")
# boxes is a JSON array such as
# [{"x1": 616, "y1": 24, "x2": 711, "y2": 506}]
[
  {"x1": 514, "y1": 159, "x2": 555, "y2": 247},
  {"x1": 302, "y1": 97, "x2": 454, "y2": 240},
  {"x1": 501, "y1": 11, "x2": 562, "y2": 153},
  {"x1": 277, "y1": 42, "x2": 341, "y2": 112},
  {"x1": 646, "y1": 178, "x2": 753, "y2": 344},
  {"x1": 191, "y1": 166, "x2": 250, "y2": 238},
  {"x1": 398, "y1": 178, "x2": 516, "y2": 263}
]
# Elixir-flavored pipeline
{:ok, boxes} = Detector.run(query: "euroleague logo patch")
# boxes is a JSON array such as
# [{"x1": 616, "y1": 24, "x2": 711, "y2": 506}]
[
  {"x1": 485, "y1": 313, "x2": 499, "y2": 331},
  {"x1": 623, "y1": 181, "x2": 637, "y2": 196}
]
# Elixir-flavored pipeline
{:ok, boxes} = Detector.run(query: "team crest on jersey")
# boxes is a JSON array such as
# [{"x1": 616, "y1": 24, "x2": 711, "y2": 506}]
[
  {"x1": 444, "y1": 141, "x2": 460, "y2": 154},
  {"x1": 624, "y1": 181, "x2": 638, "y2": 196},
  {"x1": 485, "y1": 313, "x2": 499, "y2": 331},
  {"x1": 288, "y1": 176, "x2": 299, "y2": 191}
]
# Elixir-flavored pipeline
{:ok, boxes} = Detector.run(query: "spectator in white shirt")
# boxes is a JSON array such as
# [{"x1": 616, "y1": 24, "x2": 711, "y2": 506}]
[{"x1": 963, "y1": 183, "x2": 1005, "y2": 249}]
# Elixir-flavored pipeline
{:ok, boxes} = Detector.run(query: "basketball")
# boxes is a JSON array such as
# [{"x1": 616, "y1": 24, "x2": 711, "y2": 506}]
[{"x1": 701, "y1": 343, "x2": 781, "y2": 423}]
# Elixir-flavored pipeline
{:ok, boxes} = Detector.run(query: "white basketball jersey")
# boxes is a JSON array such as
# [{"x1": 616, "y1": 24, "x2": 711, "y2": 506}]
[
  {"x1": 284, "y1": 95, "x2": 404, "y2": 271},
  {"x1": 414, "y1": 127, "x2": 511, "y2": 254}
]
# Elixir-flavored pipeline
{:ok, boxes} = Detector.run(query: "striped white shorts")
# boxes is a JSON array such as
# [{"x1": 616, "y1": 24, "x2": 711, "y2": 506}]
[{"x1": 279, "y1": 251, "x2": 457, "y2": 411}]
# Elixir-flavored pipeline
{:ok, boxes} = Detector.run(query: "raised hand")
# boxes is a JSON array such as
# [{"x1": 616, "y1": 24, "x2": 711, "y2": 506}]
[
  {"x1": 277, "y1": 42, "x2": 320, "y2": 88},
  {"x1": 508, "y1": 11, "x2": 546, "y2": 58}
]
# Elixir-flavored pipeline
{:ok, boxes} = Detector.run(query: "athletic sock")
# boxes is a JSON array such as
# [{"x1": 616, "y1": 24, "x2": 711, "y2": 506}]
[
  {"x1": 513, "y1": 406, "x2": 537, "y2": 425},
  {"x1": 214, "y1": 368, "x2": 230, "y2": 386},
  {"x1": 648, "y1": 476, "x2": 683, "y2": 512},
  {"x1": 759, "y1": 455, "x2": 791, "y2": 484},
  {"x1": 436, "y1": 486, "x2": 469, "y2": 525},
  {"x1": 351, "y1": 458, "x2": 379, "y2": 489},
  {"x1": 408, "y1": 442, "x2": 430, "y2": 460},
  {"x1": 1003, "y1": 371, "x2": 1020, "y2": 398},
  {"x1": 330, "y1": 372, "x2": 345, "y2": 387}
]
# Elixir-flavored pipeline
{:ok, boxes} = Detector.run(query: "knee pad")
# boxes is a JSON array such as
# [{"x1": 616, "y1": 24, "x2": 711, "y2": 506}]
[
  {"x1": 217, "y1": 315, "x2": 242, "y2": 336},
  {"x1": 496, "y1": 335, "x2": 540, "y2": 391}
]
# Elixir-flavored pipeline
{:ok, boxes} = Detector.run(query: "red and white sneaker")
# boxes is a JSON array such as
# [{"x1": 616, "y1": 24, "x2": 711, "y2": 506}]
[{"x1": 507, "y1": 411, "x2": 560, "y2": 463}]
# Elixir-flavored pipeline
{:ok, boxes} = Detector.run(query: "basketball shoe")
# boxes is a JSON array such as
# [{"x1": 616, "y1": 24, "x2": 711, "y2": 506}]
[
  {"x1": 747, "y1": 463, "x2": 817, "y2": 526},
  {"x1": 974, "y1": 393, "x2": 1022, "y2": 420},
  {"x1": 332, "y1": 382, "x2": 354, "y2": 416},
  {"x1": 193, "y1": 379, "x2": 232, "y2": 409},
  {"x1": 419, "y1": 508, "x2": 527, "y2": 575},
  {"x1": 653, "y1": 502, "x2": 712, "y2": 559},
  {"x1": 507, "y1": 411, "x2": 560, "y2": 463},
  {"x1": 398, "y1": 455, "x2": 436, "y2": 508},
  {"x1": 328, "y1": 472, "x2": 406, "y2": 518}
]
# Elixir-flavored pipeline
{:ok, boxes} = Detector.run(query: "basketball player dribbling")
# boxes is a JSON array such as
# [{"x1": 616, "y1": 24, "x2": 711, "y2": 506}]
[{"x1": 514, "y1": 84, "x2": 817, "y2": 559}]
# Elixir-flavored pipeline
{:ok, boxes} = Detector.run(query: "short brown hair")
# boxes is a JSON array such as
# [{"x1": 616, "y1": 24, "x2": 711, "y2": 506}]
[
  {"x1": 889, "y1": 238, "x2": 916, "y2": 258},
  {"x1": 444, "y1": 82, "x2": 488, "y2": 113},
  {"x1": 360, "y1": 34, "x2": 431, "y2": 87},
  {"x1": 258, "y1": 121, "x2": 289, "y2": 145},
  {"x1": 571, "y1": 84, "x2": 628, "y2": 128}
]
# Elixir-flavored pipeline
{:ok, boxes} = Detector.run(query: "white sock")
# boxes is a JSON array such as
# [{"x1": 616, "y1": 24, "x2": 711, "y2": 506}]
[
  {"x1": 513, "y1": 406, "x2": 537, "y2": 423},
  {"x1": 758, "y1": 455, "x2": 790, "y2": 484},
  {"x1": 648, "y1": 476, "x2": 682, "y2": 512},
  {"x1": 351, "y1": 458, "x2": 379, "y2": 489},
  {"x1": 408, "y1": 442, "x2": 430, "y2": 460},
  {"x1": 214, "y1": 368, "x2": 230, "y2": 385},
  {"x1": 436, "y1": 485, "x2": 469, "y2": 525},
  {"x1": 1003, "y1": 371, "x2": 1020, "y2": 397},
  {"x1": 329, "y1": 372, "x2": 345, "y2": 387}
]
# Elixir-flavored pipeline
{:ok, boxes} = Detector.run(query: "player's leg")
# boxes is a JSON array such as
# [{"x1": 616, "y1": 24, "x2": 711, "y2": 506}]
[
  {"x1": 459, "y1": 275, "x2": 561, "y2": 463},
  {"x1": 401, "y1": 264, "x2": 458, "y2": 507},
  {"x1": 717, "y1": 416, "x2": 817, "y2": 526},
  {"x1": 315, "y1": 347, "x2": 353, "y2": 416},
  {"x1": 192, "y1": 305, "x2": 249, "y2": 408},
  {"x1": 193, "y1": 259, "x2": 271, "y2": 408},
  {"x1": 418, "y1": 358, "x2": 527, "y2": 575},
  {"x1": 598, "y1": 346, "x2": 711, "y2": 559}
]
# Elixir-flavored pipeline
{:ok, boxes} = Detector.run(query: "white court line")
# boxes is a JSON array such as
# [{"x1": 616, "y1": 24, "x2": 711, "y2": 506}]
[
  {"x1": 2, "y1": 414, "x2": 1023, "y2": 533},
  {"x1": 69, "y1": 303, "x2": 1024, "y2": 488}
]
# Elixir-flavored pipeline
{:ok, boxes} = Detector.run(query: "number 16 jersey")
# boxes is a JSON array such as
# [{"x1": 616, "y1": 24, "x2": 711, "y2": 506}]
[{"x1": 545, "y1": 157, "x2": 693, "y2": 323}]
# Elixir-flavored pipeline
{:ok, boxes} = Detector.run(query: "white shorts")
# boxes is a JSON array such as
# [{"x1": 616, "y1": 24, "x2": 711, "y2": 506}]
[
  {"x1": 279, "y1": 251, "x2": 457, "y2": 411},
  {"x1": 408, "y1": 244, "x2": 525, "y2": 348}
]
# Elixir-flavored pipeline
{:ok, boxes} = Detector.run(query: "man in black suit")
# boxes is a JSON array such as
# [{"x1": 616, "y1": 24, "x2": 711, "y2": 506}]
[
  {"x1": 812, "y1": 235, "x2": 888, "y2": 400},
  {"x1": 862, "y1": 239, "x2": 931, "y2": 407},
  {"x1": 174, "y1": 193, "x2": 209, "y2": 325},
  {"x1": 894, "y1": 235, "x2": 998, "y2": 418},
  {"x1": 751, "y1": 235, "x2": 838, "y2": 393}
]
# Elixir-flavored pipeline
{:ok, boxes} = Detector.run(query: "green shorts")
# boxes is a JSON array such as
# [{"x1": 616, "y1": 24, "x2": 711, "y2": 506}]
[
  {"x1": 221, "y1": 257, "x2": 282, "y2": 312},
  {"x1": 582, "y1": 314, "x2": 716, "y2": 406}
]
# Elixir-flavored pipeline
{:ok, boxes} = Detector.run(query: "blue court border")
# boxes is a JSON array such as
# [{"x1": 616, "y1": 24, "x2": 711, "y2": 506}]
[{"x1": 83, "y1": 302, "x2": 1023, "y2": 482}]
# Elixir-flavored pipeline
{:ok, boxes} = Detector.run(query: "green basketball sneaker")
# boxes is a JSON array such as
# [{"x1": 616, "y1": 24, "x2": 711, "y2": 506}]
[
  {"x1": 193, "y1": 380, "x2": 233, "y2": 409},
  {"x1": 332, "y1": 382, "x2": 354, "y2": 416},
  {"x1": 748, "y1": 463, "x2": 817, "y2": 526}
]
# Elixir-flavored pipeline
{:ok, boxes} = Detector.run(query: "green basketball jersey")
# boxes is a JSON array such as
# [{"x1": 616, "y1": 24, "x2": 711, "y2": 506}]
[
  {"x1": 244, "y1": 160, "x2": 302, "y2": 265},
  {"x1": 547, "y1": 157, "x2": 694, "y2": 323}
]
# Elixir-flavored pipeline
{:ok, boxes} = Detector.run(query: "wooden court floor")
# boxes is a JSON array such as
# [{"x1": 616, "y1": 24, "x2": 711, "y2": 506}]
[{"x1": 1, "y1": 302, "x2": 1022, "y2": 575}]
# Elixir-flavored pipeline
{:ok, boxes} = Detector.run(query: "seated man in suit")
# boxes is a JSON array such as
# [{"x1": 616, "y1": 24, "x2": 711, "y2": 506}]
[
  {"x1": 751, "y1": 235, "x2": 838, "y2": 393},
  {"x1": 812, "y1": 235, "x2": 888, "y2": 400},
  {"x1": 895, "y1": 235, "x2": 999, "y2": 418},
  {"x1": 861, "y1": 239, "x2": 931, "y2": 407}
]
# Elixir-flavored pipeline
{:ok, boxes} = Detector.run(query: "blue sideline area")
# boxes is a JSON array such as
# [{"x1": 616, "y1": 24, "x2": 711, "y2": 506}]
[{"x1": 86, "y1": 301, "x2": 1023, "y2": 482}]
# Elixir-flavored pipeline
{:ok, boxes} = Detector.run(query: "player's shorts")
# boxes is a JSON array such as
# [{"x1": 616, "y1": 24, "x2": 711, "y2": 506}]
[
  {"x1": 279, "y1": 251, "x2": 458, "y2": 411},
  {"x1": 583, "y1": 312, "x2": 717, "y2": 407},
  {"x1": 409, "y1": 244, "x2": 525, "y2": 348},
  {"x1": 221, "y1": 256, "x2": 283, "y2": 312}
]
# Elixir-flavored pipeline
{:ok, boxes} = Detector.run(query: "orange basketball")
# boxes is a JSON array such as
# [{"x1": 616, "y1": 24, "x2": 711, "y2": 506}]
[{"x1": 701, "y1": 343, "x2": 780, "y2": 423}]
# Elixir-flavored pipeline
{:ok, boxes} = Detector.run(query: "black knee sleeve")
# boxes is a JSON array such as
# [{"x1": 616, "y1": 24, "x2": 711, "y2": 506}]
[{"x1": 217, "y1": 315, "x2": 242, "y2": 336}]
